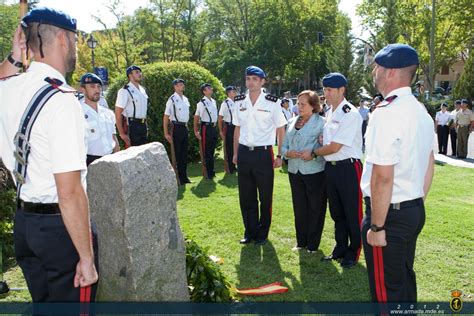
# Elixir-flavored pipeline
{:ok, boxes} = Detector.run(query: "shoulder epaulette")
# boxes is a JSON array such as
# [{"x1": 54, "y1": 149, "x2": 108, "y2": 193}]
[
  {"x1": 265, "y1": 94, "x2": 278, "y2": 103},
  {"x1": 234, "y1": 94, "x2": 246, "y2": 102},
  {"x1": 0, "y1": 73, "x2": 21, "y2": 81},
  {"x1": 44, "y1": 77, "x2": 76, "y2": 93},
  {"x1": 342, "y1": 104, "x2": 351, "y2": 113}
]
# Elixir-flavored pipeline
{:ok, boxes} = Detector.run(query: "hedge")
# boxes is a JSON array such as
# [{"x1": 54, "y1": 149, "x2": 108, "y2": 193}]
[{"x1": 106, "y1": 62, "x2": 226, "y2": 162}]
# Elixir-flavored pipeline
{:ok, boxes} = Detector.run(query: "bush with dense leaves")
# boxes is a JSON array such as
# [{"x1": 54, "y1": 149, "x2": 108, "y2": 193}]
[
  {"x1": 106, "y1": 62, "x2": 226, "y2": 162},
  {"x1": 185, "y1": 239, "x2": 233, "y2": 302},
  {"x1": 0, "y1": 189, "x2": 15, "y2": 261}
]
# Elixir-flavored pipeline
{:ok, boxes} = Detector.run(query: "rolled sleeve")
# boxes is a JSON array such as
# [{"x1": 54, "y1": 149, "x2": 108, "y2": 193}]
[
  {"x1": 48, "y1": 94, "x2": 87, "y2": 173},
  {"x1": 273, "y1": 105, "x2": 287, "y2": 128},
  {"x1": 164, "y1": 99, "x2": 173, "y2": 117},
  {"x1": 195, "y1": 102, "x2": 204, "y2": 117}
]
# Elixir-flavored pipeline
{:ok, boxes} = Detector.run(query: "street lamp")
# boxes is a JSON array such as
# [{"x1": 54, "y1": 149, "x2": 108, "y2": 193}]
[{"x1": 86, "y1": 34, "x2": 98, "y2": 69}]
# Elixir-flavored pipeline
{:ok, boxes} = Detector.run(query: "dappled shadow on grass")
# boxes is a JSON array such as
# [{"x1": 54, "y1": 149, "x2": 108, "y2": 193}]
[
  {"x1": 190, "y1": 177, "x2": 217, "y2": 198},
  {"x1": 177, "y1": 183, "x2": 186, "y2": 201},
  {"x1": 217, "y1": 172, "x2": 238, "y2": 188}
]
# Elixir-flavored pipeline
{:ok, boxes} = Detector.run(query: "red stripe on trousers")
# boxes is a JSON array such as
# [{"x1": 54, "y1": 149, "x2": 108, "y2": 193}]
[
  {"x1": 354, "y1": 160, "x2": 363, "y2": 261},
  {"x1": 373, "y1": 247, "x2": 388, "y2": 302},
  {"x1": 269, "y1": 146, "x2": 274, "y2": 218}
]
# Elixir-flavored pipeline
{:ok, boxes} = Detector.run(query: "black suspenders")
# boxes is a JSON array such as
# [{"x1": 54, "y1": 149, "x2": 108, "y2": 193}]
[
  {"x1": 202, "y1": 98, "x2": 213, "y2": 123},
  {"x1": 225, "y1": 99, "x2": 233, "y2": 124},
  {"x1": 124, "y1": 85, "x2": 137, "y2": 119}
]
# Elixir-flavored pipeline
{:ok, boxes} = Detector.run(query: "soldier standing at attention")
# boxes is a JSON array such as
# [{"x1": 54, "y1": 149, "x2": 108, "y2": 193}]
[
  {"x1": 79, "y1": 73, "x2": 119, "y2": 165},
  {"x1": 361, "y1": 43, "x2": 434, "y2": 303},
  {"x1": 0, "y1": 8, "x2": 98, "y2": 302},
  {"x1": 194, "y1": 83, "x2": 218, "y2": 179},
  {"x1": 164, "y1": 78, "x2": 191, "y2": 184},
  {"x1": 218, "y1": 85, "x2": 237, "y2": 174},
  {"x1": 115, "y1": 65, "x2": 148, "y2": 147},
  {"x1": 313, "y1": 72, "x2": 363, "y2": 269},
  {"x1": 232, "y1": 66, "x2": 287, "y2": 245}
]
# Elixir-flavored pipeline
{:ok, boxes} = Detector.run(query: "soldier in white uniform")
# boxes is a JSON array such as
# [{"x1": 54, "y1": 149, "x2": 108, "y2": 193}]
[
  {"x1": 434, "y1": 102, "x2": 451, "y2": 155},
  {"x1": 218, "y1": 85, "x2": 237, "y2": 174},
  {"x1": 232, "y1": 66, "x2": 287, "y2": 245},
  {"x1": 115, "y1": 65, "x2": 148, "y2": 147},
  {"x1": 449, "y1": 100, "x2": 461, "y2": 156},
  {"x1": 79, "y1": 73, "x2": 119, "y2": 165},
  {"x1": 0, "y1": 8, "x2": 98, "y2": 302},
  {"x1": 313, "y1": 72, "x2": 363, "y2": 268},
  {"x1": 194, "y1": 83, "x2": 218, "y2": 179},
  {"x1": 163, "y1": 78, "x2": 191, "y2": 184},
  {"x1": 361, "y1": 43, "x2": 434, "y2": 304}
]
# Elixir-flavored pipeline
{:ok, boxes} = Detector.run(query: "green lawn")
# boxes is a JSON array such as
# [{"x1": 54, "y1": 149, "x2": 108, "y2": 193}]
[{"x1": 1, "y1": 159, "x2": 473, "y2": 303}]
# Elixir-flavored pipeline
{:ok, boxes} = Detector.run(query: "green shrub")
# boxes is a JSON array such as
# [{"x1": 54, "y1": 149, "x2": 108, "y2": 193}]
[
  {"x1": 185, "y1": 239, "x2": 233, "y2": 302},
  {"x1": 106, "y1": 62, "x2": 226, "y2": 162},
  {"x1": 0, "y1": 189, "x2": 16, "y2": 261}
]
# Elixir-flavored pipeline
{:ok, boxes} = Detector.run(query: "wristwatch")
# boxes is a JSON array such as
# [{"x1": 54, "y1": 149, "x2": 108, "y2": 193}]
[
  {"x1": 370, "y1": 224, "x2": 385, "y2": 232},
  {"x1": 7, "y1": 52, "x2": 23, "y2": 68}
]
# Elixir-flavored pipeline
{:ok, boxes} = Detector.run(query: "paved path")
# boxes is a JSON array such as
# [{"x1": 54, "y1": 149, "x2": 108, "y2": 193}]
[{"x1": 433, "y1": 131, "x2": 474, "y2": 168}]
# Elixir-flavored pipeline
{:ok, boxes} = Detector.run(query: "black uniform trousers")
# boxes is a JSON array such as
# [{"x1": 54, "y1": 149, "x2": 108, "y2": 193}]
[
  {"x1": 128, "y1": 119, "x2": 148, "y2": 146},
  {"x1": 237, "y1": 144, "x2": 274, "y2": 241},
  {"x1": 450, "y1": 128, "x2": 457, "y2": 155},
  {"x1": 172, "y1": 123, "x2": 189, "y2": 183},
  {"x1": 362, "y1": 197, "x2": 425, "y2": 302},
  {"x1": 325, "y1": 159, "x2": 363, "y2": 262},
  {"x1": 362, "y1": 120, "x2": 368, "y2": 150},
  {"x1": 201, "y1": 123, "x2": 217, "y2": 178},
  {"x1": 223, "y1": 123, "x2": 236, "y2": 173},
  {"x1": 288, "y1": 171, "x2": 327, "y2": 251},
  {"x1": 436, "y1": 125, "x2": 449, "y2": 154},
  {"x1": 14, "y1": 208, "x2": 99, "y2": 302}
]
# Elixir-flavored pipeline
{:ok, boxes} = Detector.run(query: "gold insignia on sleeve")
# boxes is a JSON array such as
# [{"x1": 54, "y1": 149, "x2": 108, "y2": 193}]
[{"x1": 450, "y1": 289, "x2": 463, "y2": 312}]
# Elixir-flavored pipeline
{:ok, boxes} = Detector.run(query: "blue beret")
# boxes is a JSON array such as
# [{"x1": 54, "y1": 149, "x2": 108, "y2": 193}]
[
  {"x1": 455, "y1": 99, "x2": 462, "y2": 104},
  {"x1": 126, "y1": 65, "x2": 141, "y2": 76},
  {"x1": 200, "y1": 83, "x2": 212, "y2": 92},
  {"x1": 322, "y1": 72, "x2": 348, "y2": 88},
  {"x1": 461, "y1": 99, "x2": 469, "y2": 104},
  {"x1": 22, "y1": 7, "x2": 77, "y2": 32},
  {"x1": 80, "y1": 73, "x2": 102, "y2": 85},
  {"x1": 441, "y1": 102, "x2": 448, "y2": 108},
  {"x1": 281, "y1": 98, "x2": 289, "y2": 104},
  {"x1": 374, "y1": 43, "x2": 419, "y2": 69},
  {"x1": 172, "y1": 78, "x2": 185, "y2": 85},
  {"x1": 245, "y1": 66, "x2": 266, "y2": 78},
  {"x1": 225, "y1": 85, "x2": 236, "y2": 92}
]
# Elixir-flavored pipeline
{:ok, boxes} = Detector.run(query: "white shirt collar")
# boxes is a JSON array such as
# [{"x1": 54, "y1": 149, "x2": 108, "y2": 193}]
[
  {"x1": 28, "y1": 61, "x2": 66, "y2": 83},
  {"x1": 385, "y1": 87, "x2": 412, "y2": 99}
]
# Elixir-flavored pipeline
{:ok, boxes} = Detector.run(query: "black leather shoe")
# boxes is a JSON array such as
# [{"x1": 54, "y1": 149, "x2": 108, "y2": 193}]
[
  {"x1": 341, "y1": 260, "x2": 356, "y2": 268},
  {"x1": 321, "y1": 254, "x2": 343, "y2": 262},
  {"x1": 239, "y1": 238, "x2": 252, "y2": 244},
  {"x1": 254, "y1": 239, "x2": 267, "y2": 246}
]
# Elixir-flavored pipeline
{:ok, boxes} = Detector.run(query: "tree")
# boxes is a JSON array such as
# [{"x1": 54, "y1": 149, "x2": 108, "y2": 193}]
[
  {"x1": 453, "y1": 51, "x2": 474, "y2": 101},
  {"x1": 0, "y1": 3, "x2": 19, "y2": 61}
]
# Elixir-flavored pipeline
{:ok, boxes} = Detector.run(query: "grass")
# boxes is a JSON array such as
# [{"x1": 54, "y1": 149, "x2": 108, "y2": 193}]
[{"x1": 1, "y1": 158, "x2": 473, "y2": 304}]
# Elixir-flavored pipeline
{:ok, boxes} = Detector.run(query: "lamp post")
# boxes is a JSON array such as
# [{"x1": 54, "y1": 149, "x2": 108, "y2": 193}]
[{"x1": 86, "y1": 34, "x2": 98, "y2": 69}]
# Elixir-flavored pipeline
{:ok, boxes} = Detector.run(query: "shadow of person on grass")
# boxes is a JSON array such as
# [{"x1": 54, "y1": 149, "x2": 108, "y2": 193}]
[
  {"x1": 177, "y1": 183, "x2": 186, "y2": 201},
  {"x1": 235, "y1": 241, "x2": 289, "y2": 302},
  {"x1": 217, "y1": 172, "x2": 238, "y2": 188},
  {"x1": 190, "y1": 176, "x2": 217, "y2": 198}
]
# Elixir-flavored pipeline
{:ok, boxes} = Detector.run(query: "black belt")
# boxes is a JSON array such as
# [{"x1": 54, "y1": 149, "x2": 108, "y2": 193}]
[
  {"x1": 240, "y1": 144, "x2": 272, "y2": 151},
  {"x1": 17, "y1": 199, "x2": 61, "y2": 215},
  {"x1": 128, "y1": 118, "x2": 147, "y2": 124},
  {"x1": 364, "y1": 197, "x2": 423, "y2": 211},
  {"x1": 172, "y1": 121, "x2": 187, "y2": 126},
  {"x1": 201, "y1": 122, "x2": 216, "y2": 127},
  {"x1": 326, "y1": 158, "x2": 360, "y2": 166},
  {"x1": 224, "y1": 122, "x2": 234, "y2": 126}
]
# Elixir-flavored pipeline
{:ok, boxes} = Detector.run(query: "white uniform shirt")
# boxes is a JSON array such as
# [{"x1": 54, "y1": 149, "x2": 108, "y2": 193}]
[
  {"x1": 0, "y1": 62, "x2": 87, "y2": 203},
  {"x1": 219, "y1": 98, "x2": 236, "y2": 124},
  {"x1": 323, "y1": 99, "x2": 363, "y2": 161},
  {"x1": 450, "y1": 109, "x2": 459, "y2": 124},
  {"x1": 233, "y1": 92, "x2": 287, "y2": 146},
  {"x1": 164, "y1": 92, "x2": 190, "y2": 123},
  {"x1": 115, "y1": 82, "x2": 148, "y2": 119},
  {"x1": 81, "y1": 100, "x2": 117, "y2": 156},
  {"x1": 360, "y1": 87, "x2": 435, "y2": 203},
  {"x1": 435, "y1": 110, "x2": 451, "y2": 126},
  {"x1": 195, "y1": 97, "x2": 218, "y2": 123},
  {"x1": 282, "y1": 108, "x2": 292, "y2": 122},
  {"x1": 359, "y1": 106, "x2": 370, "y2": 121}
]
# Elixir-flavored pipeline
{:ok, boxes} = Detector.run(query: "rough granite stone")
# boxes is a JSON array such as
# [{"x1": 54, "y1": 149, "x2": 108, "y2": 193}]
[{"x1": 87, "y1": 142, "x2": 189, "y2": 301}]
